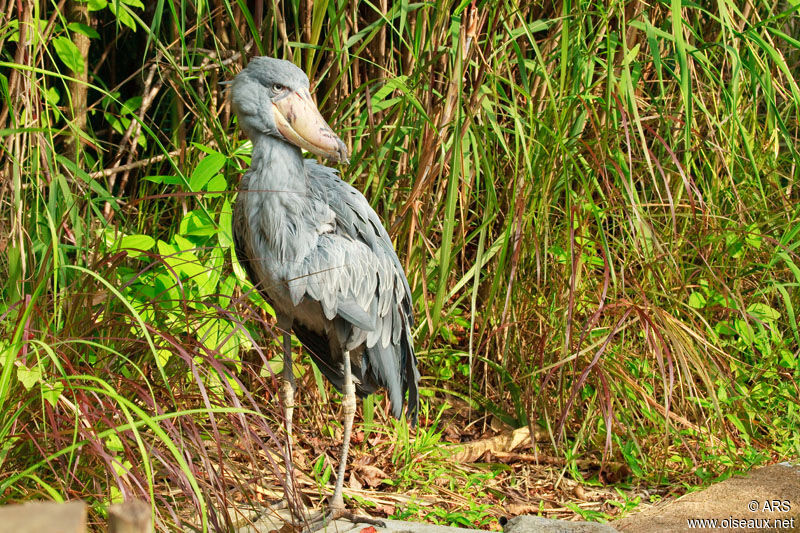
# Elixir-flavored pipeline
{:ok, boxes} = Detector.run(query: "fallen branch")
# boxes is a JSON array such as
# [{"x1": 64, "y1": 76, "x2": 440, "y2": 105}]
[
  {"x1": 88, "y1": 151, "x2": 181, "y2": 179},
  {"x1": 451, "y1": 425, "x2": 550, "y2": 463},
  {"x1": 491, "y1": 451, "x2": 627, "y2": 473}
]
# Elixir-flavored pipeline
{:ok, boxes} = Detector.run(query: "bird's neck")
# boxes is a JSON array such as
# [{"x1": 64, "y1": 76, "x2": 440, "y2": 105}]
[
  {"x1": 239, "y1": 134, "x2": 320, "y2": 264},
  {"x1": 249, "y1": 135, "x2": 308, "y2": 195}
]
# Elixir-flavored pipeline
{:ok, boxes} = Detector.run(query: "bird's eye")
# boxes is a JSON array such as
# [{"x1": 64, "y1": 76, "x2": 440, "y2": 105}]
[{"x1": 272, "y1": 83, "x2": 285, "y2": 94}]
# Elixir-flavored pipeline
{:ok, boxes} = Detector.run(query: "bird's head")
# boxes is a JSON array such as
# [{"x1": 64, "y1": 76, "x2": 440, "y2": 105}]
[{"x1": 231, "y1": 57, "x2": 349, "y2": 163}]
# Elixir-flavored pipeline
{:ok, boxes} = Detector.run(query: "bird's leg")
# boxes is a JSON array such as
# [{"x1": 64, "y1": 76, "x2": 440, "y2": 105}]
[
  {"x1": 279, "y1": 328, "x2": 304, "y2": 515},
  {"x1": 303, "y1": 351, "x2": 384, "y2": 532},
  {"x1": 329, "y1": 349, "x2": 355, "y2": 512},
  {"x1": 281, "y1": 330, "x2": 296, "y2": 448}
]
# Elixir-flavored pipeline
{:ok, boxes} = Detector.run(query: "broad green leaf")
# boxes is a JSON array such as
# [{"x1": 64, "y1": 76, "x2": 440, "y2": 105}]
[
  {"x1": 67, "y1": 22, "x2": 100, "y2": 39},
  {"x1": 107, "y1": 2, "x2": 136, "y2": 30},
  {"x1": 726, "y1": 414, "x2": 749, "y2": 441},
  {"x1": 84, "y1": 0, "x2": 108, "y2": 10},
  {"x1": 218, "y1": 200, "x2": 233, "y2": 248},
  {"x1": 42, "y1": 382, "x2": 63, "y2": 407},
  {"x1": 734, "y1": 319, "x2": 755, "y2": 346},
  {"x1": 714, "y1": 321, "x2": 737, "y2": 336},
  {"x1": 198, "y1": 247, "x2": 224, "y2": 298},
  {"x1": 173, "y1": 234, "x2": 196, "y2": 253},
  {"x1": 118, "y1": 234, "x2": 155, "y2": 257},
  {"x1": 53, "y1": 37, "x2": 85, "y2": 74},
  {"x1": 120, "y1": 96, "x2": 142, "y2": 116},
  {"x1": 172, "y1": 235, "x2": 205, "y2": 280},
  {"x1": 104, "y1": 112, "x2": 128, "y2": 136},
  {"x1": 105, "y1": 433, "x2": 124, "y2": 452},
  {"x1": 44, "y1": 87, "x2": 60, "y2": 105},
  {"x1": 688, "y1": 292, "x2": 707, "y2": 309},
  {"x1": 745, "y1": 232, "x2": 762, "y2": 250},
  {"x1": 218, "y1": 275, "x2": 236, "y2": 307},
  {"x1": 112, "y1": 459, "x2": 133, "y2": 477},
  {"x1": 179, "y1": 210, "x2": 216, "y2": 237},
  {"x1": 17, "y1": 365, "x2": 41, "y2": 390},
  {"x1": 157, "y1": 239, "x2": 176, "y2": 257},
  {"x1": 7, "y1": 18, "x2": 48, "y2": 42},
  {"x1": 189, "y1": 153, "x2": 226, "y2": 192},
  {"x1": 747, "y1": 303, "x2": 780, "y2": 322},
  {"x1": 154, "y1": 272, "x2": 180, "y2": 310},
  {"x1": 205, "y1": 173, "x2": 227, "y2": 197},
  {"x1": 156, "y1": 349, "x2": 171, "y2": 366},
  {"x1": 110, "y1": 486, "x2": 124, "y2": 504}
]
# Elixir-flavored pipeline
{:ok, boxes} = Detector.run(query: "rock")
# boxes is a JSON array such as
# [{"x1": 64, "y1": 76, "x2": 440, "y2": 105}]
[
  {"x1": 234, "y1": 508, "x2": 490, "y2": 533},
  {"x1": 503, "y1": 515, "x2": 618, "y2": 533},
  {"x1": 235, "y1": 506, "x2": 621, "y2": 533},
  {"x1": 109, "y1": 501, "x2": 153, "y2": 533},
  {"x1": 378, "y1": 519, "x2": 496, "y2": 533},
  {"x1": 615, "y1": 462, "x2": 800, "y2": 532},
  {"x1": 0, "y1": 500, "x2": 87, "y2": 533}
]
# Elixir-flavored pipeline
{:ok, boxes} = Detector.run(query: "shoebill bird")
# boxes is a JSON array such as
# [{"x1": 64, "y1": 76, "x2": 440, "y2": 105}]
[{"x1": 231, "y1": 57, "x2": 419, "y2": 529}]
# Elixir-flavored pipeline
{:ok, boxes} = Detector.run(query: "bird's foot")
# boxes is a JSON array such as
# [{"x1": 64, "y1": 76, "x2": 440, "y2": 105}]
[{"x1": 301, "y1": 504, "x2": 385, "y2": 533}]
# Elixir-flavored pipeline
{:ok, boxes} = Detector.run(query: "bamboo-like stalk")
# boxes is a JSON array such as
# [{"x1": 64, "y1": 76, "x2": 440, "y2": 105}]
[{"x1": 64, "y1": 0, "x2": 90, "y2": 164}]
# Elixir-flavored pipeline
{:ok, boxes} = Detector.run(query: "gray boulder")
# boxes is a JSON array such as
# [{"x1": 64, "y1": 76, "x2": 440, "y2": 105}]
[{"x1": 503, "y1": 515, "x2": 618, "y2": 533}]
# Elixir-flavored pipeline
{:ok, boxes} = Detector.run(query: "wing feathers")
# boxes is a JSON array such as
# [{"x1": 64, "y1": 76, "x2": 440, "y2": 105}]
[{"x1": 294, "y1": 161, "x2": 418, "y2": 422}]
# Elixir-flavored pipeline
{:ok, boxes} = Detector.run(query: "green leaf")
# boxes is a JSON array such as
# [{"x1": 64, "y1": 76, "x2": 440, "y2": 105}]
[
  {"x1": 67, "y1": 22, "x2": 100, "y2": 39},
  {"x1": 53, "y1": 37, "x2": 85, "y2": 74},
  {"x1": 179, "y1": 210, "x2": 216, "y2": 237},
  {"x1": 688, "y1": 291, "x2": 707, "y2": 309},
  {"x1": 189, "y1": 153, "x2": 225, "y2": 192},
  {"x1": 714, "y1": 321, "x2": 737, "y2": 336},
  {"x1": 725, "y1": 414, "x2": 749, "y2": 440},
  {"x1": 218, "y1": 275, "x2": 236, "y2": 307},
  {"x1": 84, "y1": 0, "x2": 108, "y2": 10},
  {"x1": 747, "y1": 303, "x2": 780, "y2": 322},
  {"x1": 171, "y1": 235, "x2": 205, "y2": 280},
  {"x1": 109, "y1": 486, "x2": 124, "y2": 504},
  {"x1": 17, "y1": 365, "x2": 41, "y2": 390},
  {"x1": 745, "y1": 232, "x2": 761, "y2": 250},
  {"x1": 6, "y1": 20, "x2": 19, "y2": 42},
  {"x1": 173, "y1": 234, "x2": 196, "y2": 253},
  {"x1": 105, "y1": 433, "x2": 124, "y2": 452},
  {"x1": 41, "y1": 382, "x2": 63, "y2": 407},
  {"x1": 218, "y1": 200, "x2": 233, "y2": 248},
  {"x1": 44, "y1": 87, "x2": 60, "y2": 105},
  {"x1": 198, "y1": 247, "x2": 223, "y2": 298},
  {"x1": 118, "y1": 234, "x2": 155, "y2": 257},
  {"x1": 104, "y1": 112, "x2": 128, "y2": 136},
  {"x1": 120, "y1": 96, "x2": 142, "y2": 116},
  {"x1": 7, "y1": 18, "x2": 48, "y2": 42},
  {"x1": 157, "y1": 239, "x2": 176, "y2": 257},
  {"x1": 623, "y1": 43, "x2": 640, "y2": 66},
  {"x1": 144, "y1": 175, "x2": 183, "y2": 185},
  {"x1": 112, "y1": 459, "x2": 133, "y2": 477},
  {"x1": 154, "y1": 272, "x2": 180, "y2": 310},
  {"x1": 156, "y1": 349, "x2": 171, "y2": 367},
  {"x1": 734, "y1": 319, "x2": 755, "y2": 347},
  {"x1": 204, "y1": 173, "x2": 227, "y2": 197},
  {"x1": 107, "y1": 1, "x2": 136, "y2": 30}
]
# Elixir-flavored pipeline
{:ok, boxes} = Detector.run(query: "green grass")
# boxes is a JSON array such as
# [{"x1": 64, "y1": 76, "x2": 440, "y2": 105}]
[{"x1": 1, "y1": 0, "x2": 799, "y2": 529}]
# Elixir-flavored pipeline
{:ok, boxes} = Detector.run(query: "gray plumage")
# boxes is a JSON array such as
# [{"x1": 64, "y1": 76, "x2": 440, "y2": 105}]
[{"x1": 231, "y1": 56, "x2": 419, "y2": 423}]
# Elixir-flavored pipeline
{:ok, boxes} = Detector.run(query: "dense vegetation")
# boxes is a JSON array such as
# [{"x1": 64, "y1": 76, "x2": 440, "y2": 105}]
[{"x1": 1, "y1": 0, "x2": 798, "y2": 529}]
